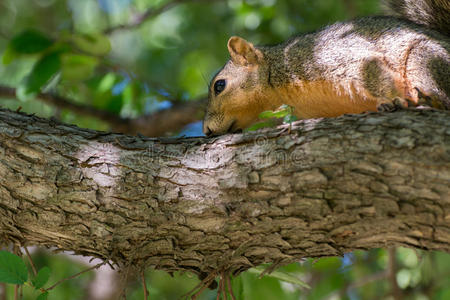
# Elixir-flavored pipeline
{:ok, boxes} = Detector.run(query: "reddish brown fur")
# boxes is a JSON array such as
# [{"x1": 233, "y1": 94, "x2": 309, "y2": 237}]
[{"x1": 203, "y1": 4, "x2": 449, "y2": 136}]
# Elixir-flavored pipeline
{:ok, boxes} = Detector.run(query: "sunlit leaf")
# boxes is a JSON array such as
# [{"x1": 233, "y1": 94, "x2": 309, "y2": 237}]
[
  {"x1": 231, "y1": 275, "x2": 245, "y2": 299},
  {"x1": 2, "y1": 46, "x2": 17, "y2": 65},
  {"x1": 248, "y1": 266, "x2": 310, "y2": 289},
  {"x1": 244, "y1": 120, "x2": 275, "y2": 131},
  {"x1": 258, "y1": 104, "x2": 295, "y2": 120},
  {"x1": 72, "y1": 33, "x2": 111, "y2": 56},
  {"x1": 0, "y1": 251, "x2": 28, "y2": 285},
  {"x1": 397, "y1": 247, "x2": 419, "y2": 268},
  {"x1": 396, "y1": 268, "x2": 411, "y2": 289},
  {"x1": 238, "y1": 269, "x2": 301, "y2": 299},
  {"x1": 9, "y1": 30, "x2": 53, "y2": 54},
  {"x1": 258, "y1": 110, "x2": 278, "y2": 119},
  {"x1": 32, "y1": 266, "x2": 51, "y2": 289},
  {"x1": 98, "y1": 73, "x2": 117, "y2": 93},
  {"x1": 312, "y1": 257, "x2": 341, "y2": 271},
  {"x1": 61, "y1": 54, "x2": 98, "y2": 81},
  {"x1": 123, "y1": 81, "x2": 144, "y2": 113},
  {"x1": 23, "y1": 52, "x2": 61, "y2": 94}
]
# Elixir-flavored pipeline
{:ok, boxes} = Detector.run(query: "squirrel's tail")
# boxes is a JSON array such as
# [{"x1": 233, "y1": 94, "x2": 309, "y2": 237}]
[{"x1": 384, "y1": 0, "x2": 449, "y2": 35}]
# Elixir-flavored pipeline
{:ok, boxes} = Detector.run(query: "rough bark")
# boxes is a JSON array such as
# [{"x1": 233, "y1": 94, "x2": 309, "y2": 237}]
[{"x1": 0, "y1": 108, "x2": 449, "y2": 275}]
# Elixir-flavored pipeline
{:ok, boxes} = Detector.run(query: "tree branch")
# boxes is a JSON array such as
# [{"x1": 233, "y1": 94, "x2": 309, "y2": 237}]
[
  {"x1": 1, "y1": 2, "x2": 219, "y2": 135},
  {"x1": 0, "y1": 108, "x2": 449, "y2": 276},
  {"x1": 388, "y1": 248, "x2": 403, "y2": 300},
  {"x1": 0, "y1": 85, "x2": 120, "y2": 124},
  {"x1": 0, "y1": 85, "x2": 206, "y2": 136},
  {"x1": 104, "y1": 0, "x2": 223, "y2": 34}
]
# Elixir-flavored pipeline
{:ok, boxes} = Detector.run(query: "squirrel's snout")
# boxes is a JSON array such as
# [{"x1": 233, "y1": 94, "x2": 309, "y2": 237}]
[
  {"x1": 204, "y1": 125, "x2": 212, "y2": 137},
  {"x1": 203, "y1": 119, "x2": 239, "y2": 137},
  {"x1": 203, "y1": 118, "x2": 214, "y2": 136}
]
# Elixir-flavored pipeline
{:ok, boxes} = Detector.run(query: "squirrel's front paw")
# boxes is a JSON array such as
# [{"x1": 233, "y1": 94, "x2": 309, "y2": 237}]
[{"x1": 376, "y1": 97, "x2": 413, "y2": 112}]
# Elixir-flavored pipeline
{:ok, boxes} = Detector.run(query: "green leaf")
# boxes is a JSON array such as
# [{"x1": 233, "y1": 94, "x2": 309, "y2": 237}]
[
  {"x1": 283, "y1": 115, "x2": 298, "y2": 124},
  {"x1": 2, "y1": 46, "x2": 17, "y2": 65},
  {"x1": 271, "y1": 109, "x2": 290, "y2": 118},
  {"x1": 258, "y1": 110, "x2": 278, "y2": 119},
  {"x1": 258, "y1": 104, "x2": 295, "y2": 120},
  {"x1": 97, "y1": 73, "x2": 117, "y2": 93},
  {"x1": 32, "y1": 267, "x2": 51, "y2": 289},
  {"x1": 0, "y1": 251, "x2": 28, "y2": 285},
  {"x1": 36, "y1": 292, "x2": 49, "y2": 300},
  {"x1": 244, "y1": 120, "x2": 275, "y2": 131},
  {"x1": 72, "y1": 33, "x2": 111, "y2": 56},
  {"x1": 248, "y1": 266, "x2": 310, "y2": 289},
  {"x1": 24, "y1": 52, "x2": 61, "y2": 94},
  {"x1": 278, "y1": 104, "x2": 293, "y2": 111},
  {"x1": 61, "y1": 54, "x2": 98, "y2": 81},
  {"x1": 106, "y1": 95, "x2": 124, "y2": 114},
  {"x1": 9, "y1": 30, "x2": 53, "y2": 54},
  {"x1": 312, "y1": 257, "x2": 341, "y2": 271},
  {"x1": 231, "y1": 275, "x2": 244, "y2": 299}
]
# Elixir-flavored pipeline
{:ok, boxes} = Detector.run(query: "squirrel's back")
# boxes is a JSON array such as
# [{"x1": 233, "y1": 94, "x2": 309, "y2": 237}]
[
  {"x1": 203, "y1": 0, "x2": 450, "y2": 136},
  {"x1": 264, "y1": 16, "x2": 449, "y2": 118}
]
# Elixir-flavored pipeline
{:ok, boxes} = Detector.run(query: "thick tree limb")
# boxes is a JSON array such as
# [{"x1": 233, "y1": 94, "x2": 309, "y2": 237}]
[
  {"x1": 0, "y1": 108, "x2": 449, "y2": 275},
  {"x1": 0, "y1": 85, "x2": 206, "y2": 136}
]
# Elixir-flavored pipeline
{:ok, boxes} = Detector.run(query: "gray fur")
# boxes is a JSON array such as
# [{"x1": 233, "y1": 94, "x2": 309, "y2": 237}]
[{"x1": 203, "y1": 0, "x2": 450, "y2": 136}]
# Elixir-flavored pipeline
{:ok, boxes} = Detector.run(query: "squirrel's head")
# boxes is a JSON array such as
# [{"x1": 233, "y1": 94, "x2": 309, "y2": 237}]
[{"x1": 203, "y1": 36, "x2": 272, "y2": 136}]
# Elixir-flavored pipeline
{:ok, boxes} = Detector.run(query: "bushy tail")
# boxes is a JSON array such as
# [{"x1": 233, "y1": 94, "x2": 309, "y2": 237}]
[{"x1": 384, "y1": 0, "x2": 450, "y2": 35}]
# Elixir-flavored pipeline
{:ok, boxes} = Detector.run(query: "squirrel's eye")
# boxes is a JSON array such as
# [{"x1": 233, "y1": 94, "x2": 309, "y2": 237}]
[{"x1": 214, "y1": 79, "x2": 226, "y2": 95}]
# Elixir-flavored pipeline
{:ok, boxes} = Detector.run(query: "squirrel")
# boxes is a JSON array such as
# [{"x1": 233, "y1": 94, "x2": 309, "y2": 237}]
[{"x1": 203, "y1": 0, "x2": 450, "y2": 136}]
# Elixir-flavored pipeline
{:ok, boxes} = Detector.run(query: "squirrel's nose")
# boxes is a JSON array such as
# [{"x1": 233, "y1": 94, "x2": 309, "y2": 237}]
[{"x1": 204, "y1": 125, "x2": 213, "y2": 137}]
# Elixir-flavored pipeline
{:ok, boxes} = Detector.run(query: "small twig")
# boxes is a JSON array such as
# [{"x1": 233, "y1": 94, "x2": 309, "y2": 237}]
[
  {"x1": 388, "y1": 247, "x2": 403, "y2": 300},
  {"x1": 0, "y1": 84, "x2": 207, "y2": 137},
  {"x1": 104, "y1": 0, "x2": 222, "y2": 34},
  {"x1": 117, "y1": 260, "x2": 133, "y2": 300},
  {"x1": 23, "y1": 247, "x2": 37, "y2": 276},
  {"x1": 225, "y1": 274, "x2": 236, "y2": 300},
  {"x1": 181, "y1": 272, "x2": 217, "y2": 300},
  {"x1": 0, "y1": 85, "x2": 121, "y2": 125},
  {"x1": 216, "y1": 285, "x2": 220, "y2": 300},
  {"x1": 221, "y1": 272, "x2": 228, "y2": 300},
  {"x1": 191, "y1": 283, "x2": 210, "y2": 300},
  {"x1": 14, "y1": 285, "x2": 18, "y2": 300},
  {"x1": 0, "y1": 283, "x2": 7, "y2": 300},
  {"x1": 216, "y1": 273, "x2": 223, "y2": 300},
  {"x1": 44, "y1": 261, "x2": 106, "y2": 292},
  {"x1": 141, "y1": 270, "x2": 149, "y2": 300}
]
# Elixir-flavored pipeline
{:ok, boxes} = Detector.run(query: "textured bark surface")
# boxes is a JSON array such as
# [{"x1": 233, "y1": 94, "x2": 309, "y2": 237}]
[{"x1": 0, "y1": 108, "x2": 449, "y2": 275}]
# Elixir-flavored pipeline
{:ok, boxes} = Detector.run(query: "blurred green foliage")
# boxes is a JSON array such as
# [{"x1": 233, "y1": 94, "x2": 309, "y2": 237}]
[
  {"x1": 0, "y1": 0, "x2": 449, "y2": 299},
  {"x1": 2, "y1": 248, "x2": 450, "y2": 299}
]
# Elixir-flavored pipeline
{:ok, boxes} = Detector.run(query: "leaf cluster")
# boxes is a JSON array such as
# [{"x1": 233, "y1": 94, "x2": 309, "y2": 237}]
[{"x1": 0, "y1": 251, "x2": 50, "y2": 300}]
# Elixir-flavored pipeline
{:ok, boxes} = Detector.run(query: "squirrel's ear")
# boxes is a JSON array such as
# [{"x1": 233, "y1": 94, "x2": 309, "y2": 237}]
[{"x1": 227, "y1": 36, "x2": 263, "y2": 66}]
